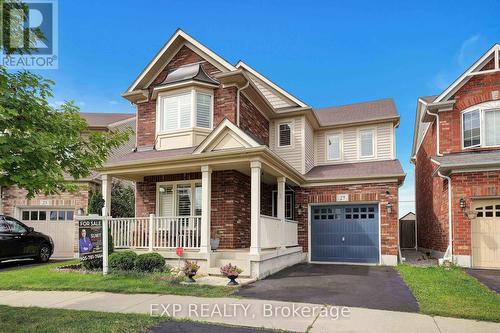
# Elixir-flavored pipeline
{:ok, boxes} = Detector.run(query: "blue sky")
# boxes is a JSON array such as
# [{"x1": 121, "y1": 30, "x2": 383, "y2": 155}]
[{"x1": 39, "y1": 0, "x2": 500, "y2": 216}]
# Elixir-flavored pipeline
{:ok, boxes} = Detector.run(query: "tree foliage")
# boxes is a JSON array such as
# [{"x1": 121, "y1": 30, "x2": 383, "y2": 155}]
[
  {"x1": 111, "y1": 180, "x2": 135, "y2": 218},
  {"x1": 0, "y1": 68, "x2": 131, "y2": 198}
]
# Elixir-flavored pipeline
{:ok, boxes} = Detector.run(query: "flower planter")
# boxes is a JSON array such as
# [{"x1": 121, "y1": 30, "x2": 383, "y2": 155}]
[
  {"x1": 185, "y1": 273, "x2": 196, "y2": 283},
  {"x1": 227, "y1": 275, "x2": 239, "y2": 286},
  {"x1": 210, "y1": 238, "x2": 220, "y2": 251}
]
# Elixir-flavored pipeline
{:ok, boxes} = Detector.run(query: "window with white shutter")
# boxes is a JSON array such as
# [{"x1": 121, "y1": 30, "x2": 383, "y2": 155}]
[
  {"x1": 278, "y1": 123, "x2": 292, "y2": 147},
  {"x1": 359, "y1": 129, "x2": 375, "y2": 158},
  {"x1": 158, "y1": 89, "x2": 213, "y2": 133},
  {"x1": 327, "y1": 134, "x2": 341, "y2": 160},
  {"x1": 196, "y1": 93, "x2": 212, "y2": 128}
]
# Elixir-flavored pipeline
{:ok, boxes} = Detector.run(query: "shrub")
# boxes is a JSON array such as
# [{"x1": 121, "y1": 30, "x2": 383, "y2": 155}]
[
  {"x1": 81, "y1": 258, "x2": 102, "y2": 270},
  {"x1": 134, "y1": 252, "x2": 165, "y2": 272},
  {"x1": 109, "y1": 250, "x2": 137, "y2": 271}
]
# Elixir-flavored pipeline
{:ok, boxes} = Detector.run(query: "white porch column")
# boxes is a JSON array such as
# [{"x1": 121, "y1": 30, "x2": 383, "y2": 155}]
[
  {"x1": 250, "y1": 160, "x2": 262, "y2": 255},
  {"x1": 277, "y1": 176, "x2": 286, "y2": 248},
  {"x1": 101, "y1": 174, "x2": 112, "y2": 216},
  {"x1": 199, "y1": 165, "x2": 212, "y2": 253}
]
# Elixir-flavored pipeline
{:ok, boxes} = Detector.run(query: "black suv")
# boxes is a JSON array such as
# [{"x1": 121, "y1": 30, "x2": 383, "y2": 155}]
[{"x1": 0, "y1": 215, "x2": 53, "y2": 263}]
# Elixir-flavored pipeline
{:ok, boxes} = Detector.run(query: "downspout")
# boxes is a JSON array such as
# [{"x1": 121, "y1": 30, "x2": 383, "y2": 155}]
[
  {"x1": 437, "y1": 171, "x2": 453, "y2": 263},
  {"x1": 426, "y1": 108, "x2": 443, "y2": 157},
  {"x1": 236, "y1": 81, "x2": 250, "y2": 126}
]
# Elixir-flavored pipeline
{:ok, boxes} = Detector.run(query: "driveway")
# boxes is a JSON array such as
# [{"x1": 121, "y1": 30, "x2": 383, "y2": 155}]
[
  {"x1": 236, "y1": 263, "x2": 419, "y2": 312},
  {"x1": 467, "y1": 269, "x2": 500, "y2": 293}
]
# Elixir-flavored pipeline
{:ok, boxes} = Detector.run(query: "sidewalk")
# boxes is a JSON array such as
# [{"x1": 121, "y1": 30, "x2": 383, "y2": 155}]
[{"x1": 1, "y1": 290, "x2": 499, "y2": 333}]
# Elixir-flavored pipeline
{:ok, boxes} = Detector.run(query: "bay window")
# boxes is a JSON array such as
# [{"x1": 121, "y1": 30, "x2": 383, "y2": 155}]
[
  {"x1": 157, "y1": 89, "x2": 213, "y2": 133},
  {"x1": 462, "y1": 107, "x2": 500, "y2": 149},
  {"x1": 157, "y1": 182, "x2": 202, "y2": 216}
]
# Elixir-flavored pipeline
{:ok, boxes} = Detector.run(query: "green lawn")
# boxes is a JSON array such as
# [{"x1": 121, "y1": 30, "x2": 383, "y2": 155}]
[
  {"x1": 0, "y1": 261, "x2": 233, "y2": 298},
  {"x1": 0, "y1": 305, "x2": 166, "y2": 333},
  {"x1": 397, "y1": 265, "x2": 500, "y2": 322}
]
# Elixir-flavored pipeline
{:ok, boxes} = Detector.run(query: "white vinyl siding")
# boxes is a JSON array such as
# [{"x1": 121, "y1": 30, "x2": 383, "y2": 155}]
[
  {"x1": 315, "y1": 122, "x2": 394, "y2": 165},
  {"x1": 484, "y1": 109, "x2": 500, "y2": 147},
  {"x1": 359, "y1": 129, "x2": 375, "y2": 158},
  {"x1": 327, "y1": 134, "x2": 341, "y2": 160},
  {"x1": 269, "y1": 117, "x2": 304, "y2": 173},
  {"x1": 157, "y1": 89, "x2": 213, "y2": 133},
  {"x1": 196, "y1": 93, "x2": 212, "y2": 128},
  {"x1": 304, "y1": 119, "x2": 315, "y2": 172}
]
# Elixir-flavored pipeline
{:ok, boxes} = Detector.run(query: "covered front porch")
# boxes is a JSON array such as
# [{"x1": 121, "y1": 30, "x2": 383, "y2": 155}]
[{"x1": 101, "y1": 157, "x2": 304, "y2": 278}]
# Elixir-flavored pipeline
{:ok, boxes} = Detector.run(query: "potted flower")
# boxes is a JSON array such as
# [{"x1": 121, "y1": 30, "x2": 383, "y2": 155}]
[
  {"x1": 210, "y1": 229, "x2": 222, "y2": 251},
  {"x1": 220, "y1": 263, "x2": 243, "y2": 286},
  {"x1": 183, "y1": 260, "x2": 200, "y2": 283}
]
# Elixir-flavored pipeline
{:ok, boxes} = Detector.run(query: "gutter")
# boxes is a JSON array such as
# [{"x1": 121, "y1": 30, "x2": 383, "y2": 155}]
[
  {"x1": 236, "y1": 80, "x2": 250, "y2": 126},
  {"x1": 437, "y1": 170, "x2": 453, "y2": 263},
  {"x1": 425, "y1": 107, "x2": 443, "y2": 157}
]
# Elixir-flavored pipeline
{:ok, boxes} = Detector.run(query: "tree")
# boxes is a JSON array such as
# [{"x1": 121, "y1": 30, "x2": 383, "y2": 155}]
[
  {"x1": 0, "y1": 68, "x2": 131, "y2": 198},
  {"x1": 87, "y1": 190, "x2": 105, "y2": 215},
  {"x1": 111, "y1": 180, "x2": 135, "y2": 218}
]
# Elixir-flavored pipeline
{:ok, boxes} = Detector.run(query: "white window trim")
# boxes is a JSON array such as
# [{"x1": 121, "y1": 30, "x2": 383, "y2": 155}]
[
  {"x1": 277, "y1": 121, "x2": 294, "y2": 148},
  {"x1": 271, "y1": 190, "x2": 295, "y2": 220},
  {"x1": 156, "y1": 87, "x2": 214, "y2": 135},
  {"x1": 460, "y1": 101, "x2": 500, "y2": 150},
  {"x1": 357, "y1": 128, "x2": 377, "y2": 159},
  {"x1": 325, "y1": 132, "x2": 343, "y2": 161},
  {"x1": 155, "y1": 180, "x2": 202, "y2": 216}
]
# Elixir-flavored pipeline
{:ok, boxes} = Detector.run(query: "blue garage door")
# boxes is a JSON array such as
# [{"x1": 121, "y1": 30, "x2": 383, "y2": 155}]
[{"x1": 311, "y1": 204, "x2": 379, "y2": 263}]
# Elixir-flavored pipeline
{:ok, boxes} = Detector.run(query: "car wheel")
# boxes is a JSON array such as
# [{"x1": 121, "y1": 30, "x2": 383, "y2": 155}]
[{"x1": 37, "y1": 244, "x2": 51, "y2": 263}]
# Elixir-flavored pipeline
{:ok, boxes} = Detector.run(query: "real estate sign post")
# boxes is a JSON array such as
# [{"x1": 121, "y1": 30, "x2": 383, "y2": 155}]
[{"x1": 78, "y1": 216, "x2": 104, "y2": 271}]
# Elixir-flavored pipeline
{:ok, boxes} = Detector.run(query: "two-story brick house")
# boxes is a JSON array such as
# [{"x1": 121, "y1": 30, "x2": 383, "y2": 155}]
[
  {"x1": 101, "y1": 29, "x2": 405, "y2": 278},
  {"x1": 412, "y1": 44, "x2": 500, "y2": 269}
]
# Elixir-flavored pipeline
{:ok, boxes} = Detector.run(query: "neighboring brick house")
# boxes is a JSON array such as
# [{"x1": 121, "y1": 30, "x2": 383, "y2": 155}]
[
  {"x1": 0, "y1": 113, "x2": 136, "y2": 258},
  {"x1": 101, "y1": 29, "x2": 405, "y2": 278},
  {"x1": 412, "y1": 44, "x2": 500, "y2": 269}
]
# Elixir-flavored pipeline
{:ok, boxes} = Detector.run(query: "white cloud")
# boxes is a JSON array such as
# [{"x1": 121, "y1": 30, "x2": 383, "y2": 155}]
[{"x1": 458, "y1": 34, "x2": 480, "y2": 66}]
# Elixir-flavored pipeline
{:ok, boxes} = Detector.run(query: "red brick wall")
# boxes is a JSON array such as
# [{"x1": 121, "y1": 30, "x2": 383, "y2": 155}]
[
  {"x1": 295, "y1": 182, "x2": 399, "y2": 255},
  {"x1": 415, "y1": 121, "x2": 450, "y2": 253},
  {"x1": 440, "y1": 71, "x2": 500, "y2": 154},
  {"x1": 449, "y1": 171, "x2": 500, "y2": 256},
  {"x1": 240, "y1": 94, "x2": 269, "y2": 145}
]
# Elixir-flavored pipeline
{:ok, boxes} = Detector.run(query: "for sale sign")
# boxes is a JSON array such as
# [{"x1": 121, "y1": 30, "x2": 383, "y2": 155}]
[{"x1": 78, "y1": 219, "x2": 103, "y2": 261}]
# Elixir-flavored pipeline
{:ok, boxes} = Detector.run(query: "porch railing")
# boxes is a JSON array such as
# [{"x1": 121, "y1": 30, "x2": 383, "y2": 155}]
[
  {"x1": 109, "y1": 216, "x2": 201, "y2": 250},
  {"x1": 260, "y1": 214, "x2": 298, "y2": 248}
]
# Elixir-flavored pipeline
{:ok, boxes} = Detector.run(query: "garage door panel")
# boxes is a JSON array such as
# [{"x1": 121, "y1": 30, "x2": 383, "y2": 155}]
[
  {"x1": 472, "y1": 200, "x2": 500, "y2": 269},
  {"x1": 311, "y1": 204, "x2": 379, "y2": 264}
]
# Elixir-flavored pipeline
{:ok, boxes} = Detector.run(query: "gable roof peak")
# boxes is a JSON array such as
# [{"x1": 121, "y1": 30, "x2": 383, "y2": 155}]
[{"x1": 126, "y1": 29, "x2": 236, "y2": 94}]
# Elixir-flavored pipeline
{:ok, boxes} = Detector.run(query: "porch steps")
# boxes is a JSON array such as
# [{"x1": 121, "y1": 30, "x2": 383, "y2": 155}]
[{"x1": 208, "y1": 259, "x2": 251, "y2": 278}]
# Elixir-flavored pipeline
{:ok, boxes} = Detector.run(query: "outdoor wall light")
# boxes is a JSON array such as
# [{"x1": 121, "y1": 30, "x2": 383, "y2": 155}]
[
  {"x1": 386, "y1": 203, "x2": 393, "y2": 214},
  {"x1": 297, "y1": 204, "x2": 305, "y2": 216},
  {"x1": 459, "y1": 198, "x2": 466, "y2": 209},
  {"x1": 76, "y1": 208, "x2": 85, "y2": 216}
]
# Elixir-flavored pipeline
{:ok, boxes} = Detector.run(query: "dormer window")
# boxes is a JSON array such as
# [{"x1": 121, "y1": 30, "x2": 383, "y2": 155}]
[{"x1": 157, "y1": 88, "x2": 213, "y2": 133}]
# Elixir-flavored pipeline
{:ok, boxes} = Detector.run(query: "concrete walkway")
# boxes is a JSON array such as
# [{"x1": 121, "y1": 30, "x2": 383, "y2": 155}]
[{"x1": 1, "y1": 290, "x2": 499, "y2": 333}]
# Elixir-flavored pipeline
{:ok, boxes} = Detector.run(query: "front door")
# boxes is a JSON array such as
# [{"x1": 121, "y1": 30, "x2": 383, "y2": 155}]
[{"x1": 311, "y1": 204, "x2": 379, "y2": 264}]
